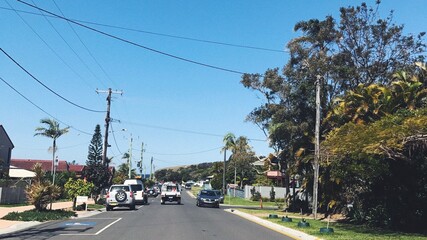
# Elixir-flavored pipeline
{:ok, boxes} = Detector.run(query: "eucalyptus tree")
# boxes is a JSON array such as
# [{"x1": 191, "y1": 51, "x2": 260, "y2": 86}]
[
  {"x1": 241, "y1": 1, "x2": 425, "y2": 217},
  {"x1": 34, "y1": 118, "x2": 69, "y2": 185}
]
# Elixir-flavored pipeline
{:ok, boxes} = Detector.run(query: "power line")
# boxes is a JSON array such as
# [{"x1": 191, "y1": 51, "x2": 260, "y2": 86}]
[
  {"x1": 17, "y1": 0, "x2": 247, "y2": 75},
  {"x1": 51, "y1": 0, "x2": 119, "y2": 89},
  {"x1": 110, "y1": 122, "x2": 123, "y2": 155},
  {"x1": 0, "y1": 76, "x2": 92, "y2": 135},
  {"x1": 0, "y1": 48, "x2": 105, "y2": 113},
  {"x1": 30, "y1": 0, "x2": 107, "y2": 89},
  {"x1": 4, "y1": 1, "x2": 100, "y2": 93},
  {"x1": 120, "y1": 120, "x2": 267, "y2": 142},
  {"x1": 0, "y1": 6, "x2": 286, "y2": 54},
  {"x1": 144, "y1": 146, "x2": 222, "y2": 156}
]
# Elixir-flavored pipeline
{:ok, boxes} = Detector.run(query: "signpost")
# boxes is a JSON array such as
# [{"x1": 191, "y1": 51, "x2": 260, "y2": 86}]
[{"x1": 76, "y1": 196, "x2": 89, "y2": 211}]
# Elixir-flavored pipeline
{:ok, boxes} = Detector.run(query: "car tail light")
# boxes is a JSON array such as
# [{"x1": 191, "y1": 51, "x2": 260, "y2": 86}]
[
  {"x1": 106, "y1": 192, "x2": 110, "y2": 198},
  {"x1": 130, "y1": 191, "x2": 133, "y2": 198}
]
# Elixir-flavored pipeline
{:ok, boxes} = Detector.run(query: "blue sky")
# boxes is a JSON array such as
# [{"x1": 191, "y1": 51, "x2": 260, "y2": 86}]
[{"x1": 1, "y1": 0, "x2": 426, "y2": 172}]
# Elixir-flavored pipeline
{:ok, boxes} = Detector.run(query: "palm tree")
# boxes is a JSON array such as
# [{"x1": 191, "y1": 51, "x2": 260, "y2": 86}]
[
  {"x1": 222, "y1": 132, "x2": 236, "y2": 194},
  {"x1": 34, "y1": 118, "x2": 70, "y2": 185}
]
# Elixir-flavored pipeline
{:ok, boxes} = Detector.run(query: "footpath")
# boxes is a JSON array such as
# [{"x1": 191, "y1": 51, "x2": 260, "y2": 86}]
[{"x1": 0, "y1": 200, "x2": 100, "y2": 235}]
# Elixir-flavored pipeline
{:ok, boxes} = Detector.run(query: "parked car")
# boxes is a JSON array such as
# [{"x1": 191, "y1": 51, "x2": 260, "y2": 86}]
[
  {"x1": 160, "y1": 182, "x2": 181, "y2": 205},
  {"x1": 106, "y1": 184, "x2": 136, "y2": 211},
  {"x1": 196, "y1": 190, "x2": 220, "y2": 208},
  {"x1": 212, "y1": 190, "x2": 224, "y2": 203},
  {"x1": 185, "y1": 183, "x2": 193, "y2": 190},
  {"x1": 124, "y1": 179, "x2": 148, "y2": 205}
]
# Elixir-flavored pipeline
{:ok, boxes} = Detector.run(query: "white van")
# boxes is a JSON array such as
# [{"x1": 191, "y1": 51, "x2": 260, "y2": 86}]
[{"x1": 124, "y1": 179, "x2": 148, "y2": 205}]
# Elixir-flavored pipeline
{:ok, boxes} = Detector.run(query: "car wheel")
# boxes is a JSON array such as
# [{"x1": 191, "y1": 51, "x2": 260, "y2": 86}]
[
  {"x1": 177, "y1": 200, "x2": 181, "y2": 205},
  {"x1": 115, "y1": 190, "x2": 127, "y2": 202},
  {"x1": 130, "y1": 204, "x2": 136, "y2": 210},
  {"x1": 106, "y1": 205, "x2": 112, "y2": 211}
]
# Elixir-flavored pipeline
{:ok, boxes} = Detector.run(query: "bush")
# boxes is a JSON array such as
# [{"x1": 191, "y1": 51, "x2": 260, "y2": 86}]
[
  {"x1": 96, "y1": 197, "x2": 106, "y2": 205},
  {"x1": 251, "y1": 191, "x2": 261, "y2": 201},
  {"x1": 2, "y1": 209, "x2": 76, "y2": 222}
]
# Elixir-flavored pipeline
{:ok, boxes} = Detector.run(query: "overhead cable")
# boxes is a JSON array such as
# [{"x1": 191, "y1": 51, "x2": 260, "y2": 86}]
[
  {"x1": 0, "y1": 76, "x2": 92, "y2": 135},
  {"x1": 0, "y1": 48, "x2": 105, "y2": 113},
  {"x1": 0, "y1": 6, "x2": 286, "y2": 53},
  {"x1": 17, "y1": 0, "x2": 247, "y2": 75},
  {"x1": 121, "y1": 120, "x2": 267, "y2": 142}
]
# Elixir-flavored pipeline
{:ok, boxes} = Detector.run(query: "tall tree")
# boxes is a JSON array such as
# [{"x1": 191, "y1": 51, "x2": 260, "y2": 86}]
[
  {"x1": 83, "y1": 124, "x2": 110, "y2": 203},
  {"x1": 34, "y1": 118, "x2": 69, "y2": 185},
  {"x1": 241, "y1": 1, "x2": 425, "y2": 221},
  {"x1": 221, "y1": 132, "x2": 236, "y2": 193}
]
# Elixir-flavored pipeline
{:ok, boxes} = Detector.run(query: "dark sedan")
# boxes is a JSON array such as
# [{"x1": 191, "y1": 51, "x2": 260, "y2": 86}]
[{"x1": 196, "y1": 190, "x2": 220, "y2": 208}]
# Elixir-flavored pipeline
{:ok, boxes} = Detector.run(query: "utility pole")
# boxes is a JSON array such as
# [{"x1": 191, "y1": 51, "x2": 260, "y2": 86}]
[
  {"x1": 96, "y1": 88, "x2": 123, "y2": 166},
  {"x1": 150, "y1": 157, "x2": 153, "y2": 180},
  {"x1": 223, "y1": 151, "x2": 227, "y2": 195},
  {"x1": 128, "y1": 134, "x2": 133, "y2": 179},
  {"x1": 313, "y1": 74, "x2": 321, "y2": 220},
  {"x1": 140, "y1": 142, "x2": 145, "y2": 178}
]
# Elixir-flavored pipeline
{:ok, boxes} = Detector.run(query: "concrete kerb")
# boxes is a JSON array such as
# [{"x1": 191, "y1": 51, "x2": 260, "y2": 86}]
[{"x1": 224, "y1": 209, "x2": 320, "y2": 240}]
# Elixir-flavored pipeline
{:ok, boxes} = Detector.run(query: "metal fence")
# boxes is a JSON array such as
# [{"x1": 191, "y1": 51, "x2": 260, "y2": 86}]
[
  {"x1": 227, "y1": 188, "x2": 245, "y2": 198},
  {"x1": 0, "y1": 179, "x2": 29, "y2": 204},
  {"x1": 0, "y1": 187, "x2": 27, "y2": 204}
]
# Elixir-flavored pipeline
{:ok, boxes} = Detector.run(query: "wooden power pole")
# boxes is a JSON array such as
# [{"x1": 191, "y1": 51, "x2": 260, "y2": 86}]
[{"x1": 96, "y1": 88, "x2": 123, "y2": 166}]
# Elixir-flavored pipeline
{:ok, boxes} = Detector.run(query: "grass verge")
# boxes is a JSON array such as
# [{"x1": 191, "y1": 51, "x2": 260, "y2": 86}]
[
  {"x1": 190, "y1": 186, "x2": 277, "y2": 207},
  {"x1": 239, "y1": 209, "x2": 427, "y2": 240},
  {"x1": 1, "y1": 209, "x2": 77, "y2": 222}
]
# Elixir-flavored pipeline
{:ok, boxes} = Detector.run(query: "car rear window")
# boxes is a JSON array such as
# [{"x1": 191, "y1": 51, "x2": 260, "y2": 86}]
[
  {"x1": 166, "y1": 185, "x2": 178, "y2": 191},
  {"x1": 201, "y1": 190, "x2": 216, "y2": 196},
  {"x1": 110, "y1": 185, "x2": 130, "y2": 191},
  {"x1": 131, "y1": 184, "x2": 143, "y2": 191}
]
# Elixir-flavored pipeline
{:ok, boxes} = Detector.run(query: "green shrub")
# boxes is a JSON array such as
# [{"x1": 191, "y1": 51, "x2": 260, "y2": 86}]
[
  {"x1": 251, "y1": 191, "x2": 261, "y2": 201},
  {"x1": 2, "y1": 209, "x2": 76, "y2": 222}
]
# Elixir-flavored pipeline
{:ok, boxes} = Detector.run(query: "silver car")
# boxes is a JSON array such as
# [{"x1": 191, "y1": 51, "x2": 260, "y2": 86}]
[{"x1": 106, "y1": 184, "x2": 136, "y2": 211}]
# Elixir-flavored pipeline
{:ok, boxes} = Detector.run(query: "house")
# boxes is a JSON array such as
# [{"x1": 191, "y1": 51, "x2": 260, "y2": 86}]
[
  {"x1": 0, "y1": 125, "x2": 14, "y2": 178},
  {"x1": 10, "y1": 159, "x2": 86, "y2": 177}
]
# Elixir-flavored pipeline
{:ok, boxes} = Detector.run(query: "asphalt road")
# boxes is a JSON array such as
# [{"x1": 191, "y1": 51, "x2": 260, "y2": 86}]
[{"x1": 0, "y1": 191, "x2": 293, "y2": 240}]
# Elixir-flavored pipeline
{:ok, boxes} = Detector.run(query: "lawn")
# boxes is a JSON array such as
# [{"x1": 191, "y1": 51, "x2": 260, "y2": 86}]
[
  {"x1": 239, "y1": 209, "x2": 427, "y2": 240},
  {"x1": 190, "y1": 187, "x2": 277, "y2": 207}
]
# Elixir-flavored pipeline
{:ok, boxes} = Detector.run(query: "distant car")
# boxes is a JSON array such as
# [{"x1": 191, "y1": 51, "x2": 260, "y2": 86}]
[
  {"x1": 196, "y1": 190, "x2": 220, "y2": 208},
  {"x1": 185, "y1": 183, "x2": 193, "y2": 190},
  {"x1": 160, "y1": 182, "x2": 181, "y2": 205},
  {"x1": 212, "y1": 190, "x2": 224, "y2": 203},
  {"x1": 146, "y1": 187, "x2": 159, "y2": 197},
  {"x1": 106, "y1": 184, "x2": 136, "y2": 211},
  {"x1": 124, "y1": 179, "x2": 148, "y2": 205}
]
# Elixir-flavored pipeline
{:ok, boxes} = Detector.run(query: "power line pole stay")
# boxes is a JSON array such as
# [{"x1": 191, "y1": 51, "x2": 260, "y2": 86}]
[{"x1": 96, "y1": 88, "x2": 123, "y2": 166}]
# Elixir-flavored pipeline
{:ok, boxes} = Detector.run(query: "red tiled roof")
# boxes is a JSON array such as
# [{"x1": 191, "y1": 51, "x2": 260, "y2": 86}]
[
  {"x1": 11, "y1": 159, "x2": 68, "y2": 172},
  {"x1": 68, "y1": 164, "x2": 85, "y2": 172}
]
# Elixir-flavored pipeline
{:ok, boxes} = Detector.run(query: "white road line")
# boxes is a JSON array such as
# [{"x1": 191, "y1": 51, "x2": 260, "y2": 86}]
[
  {"x1": 94, "y1": 217, "x2": 122, "y2": 235},
  {"x1": 59, "y1": 218, "x2": 122, "y2": 236}
]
